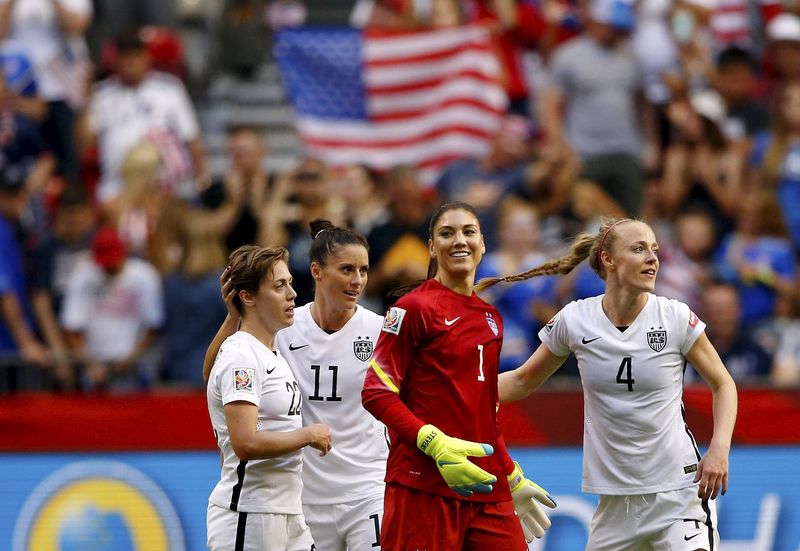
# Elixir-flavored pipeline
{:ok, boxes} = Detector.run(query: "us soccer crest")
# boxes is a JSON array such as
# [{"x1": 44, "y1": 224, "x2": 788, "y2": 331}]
[
  {"x1": 647, "y1": 328, "x2": 667, "y2": 352},
  {"x1": 353, "y1": 336, "x2": 374, "y2": 362},
  {"x1": 486, "y1": 313, "x2": 499, "y2": 336}
]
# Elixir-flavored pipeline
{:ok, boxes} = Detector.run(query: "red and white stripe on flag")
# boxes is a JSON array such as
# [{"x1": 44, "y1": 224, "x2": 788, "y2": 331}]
[{"x1": 295, "y1": 25, "x2": 508, "y2": 185}]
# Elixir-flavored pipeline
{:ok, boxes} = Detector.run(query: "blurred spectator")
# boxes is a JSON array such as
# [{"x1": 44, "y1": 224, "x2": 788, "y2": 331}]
[
  {"x1": 84, "y1": 29, "x2": 207, "y2": 205},
  {"x1": 260, "y1": 158, "x2": 347, "y2": 304},
  {"x1": 699, "y1": 282, "x2": 772, "y2": 382},
  {"x1": 339, "y1": 164, "x2": 390, "y2": 236},
  {"x1": 217, "y1": 0, "x2": 270, "y2": 79},
  {"x1": 200, "y1": 125, "x2": 272, "y2": 253},
  {"x1": 28, "y1": 181, "x2": 96, "y2": 390},
  {"x1": 539, "y1": 0, "x2": 656, "y2": 216},
  {"x1": 631, "y1": 0, "x2": 682, "y2": 111},
  {"x1": 435, "y1": 114, "x2": 537, "y2": 248},
  {"x1": 655, "y1": 208, "x2": 716, "y2": 312},
  {"x1": 89, "y1": 0, "x2": 176, "y2": 57},
  {"x1": 771, "y1": 294, "x2": 800, "y2": 386},
  {"x1": 99, "y1": 25, "x2": 187, "y2": 81},
  {"x1": 0, "y1": 168, "x2": 49, "y2": 372},
  {"x1": 660, "y1": 89, "x2": 743, "y2": 235},
  {"x1": 60, "y1": 226, "x2": 163, "y2": 391},
  {"x1": 265, "y1": 0, "x2": 307, "y2": 31},
  {"x1": 713, "y1": 46, "x2": 770, "y2": 151},
  {"x1": 515, "y1": 139, "x2": 580, "y2": 217},
  {"x1": 764, "y1": 13, "x2": 800, "y2": 95},
  {"x1": 0, "y1": 72, "x2": 55, "y2": 204},
  {"x1": 0, "y1": 0, "x2": 92, "y2": 179},
  {"x1": 161, "y1": 208, "x2": 228, "y2": 388},
  {"x1": 110, "y1": 141, "x2": 241, "y2": 274},
  {"x1": 366, "y1": 165, "x2": 434, "y2": 310},
  {"x1": 475, "y1": 197, "x2": 558, "y2": 372},
  {"x1": 749, "y1": 80, "x2": 800, "y2": 250},
  {"x1": 714, "y1": 191, "x2": 796, "y2": 327}
]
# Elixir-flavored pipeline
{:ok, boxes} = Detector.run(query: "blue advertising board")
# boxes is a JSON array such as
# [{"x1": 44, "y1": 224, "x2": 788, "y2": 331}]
[{"x1": 0, "y1": 447, "x2": 796, "y2": 550}]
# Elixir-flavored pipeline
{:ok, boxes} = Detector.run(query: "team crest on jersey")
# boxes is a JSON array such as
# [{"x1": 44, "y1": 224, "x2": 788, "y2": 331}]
[
  {"x1": 382, "y1": 307, "x2": 406, "y2": 335},
  {"x1": 234, "y1": 368, "x2": 254, "y2": 392},
  {"x1": 647, "y1": 328, "x2": 667, "y2": 352},
  {"x1": 353, "y1": 336, "x2": 374, "y2": 362},
  {"x1": 544, "y1": 314, "x2": 558, "y2": 334},
  {"x1": 486, "y1": 313, "x2": 499, "y2": 336}
]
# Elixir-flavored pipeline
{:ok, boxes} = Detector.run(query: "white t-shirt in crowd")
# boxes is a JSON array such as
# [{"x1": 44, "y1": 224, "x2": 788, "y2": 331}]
[
  {"x1": 539, "y1": 294, "x2": 706, "y2": 495},
  {"x1": 275, "y1": 304, "x2": 388, "y2": 505},
  {"x1": 0, "y1": 0, "x2": 92, "y2": 101},
  {"x1": 88, "y1": 71, "x2": 200, "y2": 203},
  {"x1": 60, "y1": 257, "x2": 163, "y2": 362},
  {"x1": 207, "y1": 331, "x2": 305, "y2": 514}
]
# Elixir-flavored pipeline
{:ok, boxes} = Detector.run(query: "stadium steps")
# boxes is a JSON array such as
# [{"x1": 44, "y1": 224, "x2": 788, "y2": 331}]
[{"x1": 197, "y1": 1, "x2": 356, "y2": 177}]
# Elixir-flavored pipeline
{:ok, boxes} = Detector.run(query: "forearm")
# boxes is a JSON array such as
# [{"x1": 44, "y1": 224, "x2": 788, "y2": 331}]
[
  {"x1": 51, "y1": 0, "x2": 91, "y2": 36},
  {"x1": 123, "y1": 329, "x2": 158, "y2": 364},
  {"x1": 537, "y1": 89, "x2": 565, "y2": 145},
  {"x1": 498, "y1": 345, "x2": 565, "y2": 403},
  {"x1": 203, "y1": 314, "x2": 240, "y2": 383},
  {"x1": 0, "y1": 0, "x2": 14, "y2": 40},
  {"x1": 234, "y1": 426, "x2": 317, "y2": 461},
  {"x1": 362, "y1": 387, "x2": 425, "y2": 442},
  {"x1": 0, "y1": 293, "x2": 37, "y2": 348},
  {"x1": 30, "y1": 290, "x2": 67, "y2": 353},
  {"x1": 188, "y1": 138, "x2": 208, "y2": 182},
  {"x1": 498, "y1": 370, "x2": 535, "y2": 403},
  {"x1": 708, "y1": 378, "x2": 737, "y2": 453}
]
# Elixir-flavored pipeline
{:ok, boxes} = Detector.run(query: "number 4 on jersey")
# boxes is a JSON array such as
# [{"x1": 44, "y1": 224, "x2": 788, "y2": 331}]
[{"x1": 616, "y1": 356, "x2": 635, "y2": 392}]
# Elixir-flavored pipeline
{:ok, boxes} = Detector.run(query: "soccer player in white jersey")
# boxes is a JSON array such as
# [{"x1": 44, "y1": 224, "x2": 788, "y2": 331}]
[
  {"x1": 206, "y1": 245, "x2": 331, "y2": 551},
  {"x1": 482, "y1": 218, "x2": 738, "y2": 551},
  {"x1": 204, "y1": 220, "x2": 388, "y2": 550}
]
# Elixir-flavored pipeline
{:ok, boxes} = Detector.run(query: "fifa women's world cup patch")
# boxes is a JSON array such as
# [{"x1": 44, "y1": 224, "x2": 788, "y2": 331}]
[
  {"x1": 544, "y1": 314, "x2": 559, "y2": 334},
  {"x1": 234, "y1": 368, "x2": 255, "y2": 392},
  {"x1": 382, "y1": 306, "x2": 406, "y2": 335},
  {"x1": 688, "y1": 310, "x2": 699, "y2": 328}
]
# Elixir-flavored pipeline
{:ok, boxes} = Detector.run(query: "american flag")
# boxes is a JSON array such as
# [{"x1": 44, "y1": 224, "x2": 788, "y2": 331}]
[{"x1": 275, "y1": 25, "x2": 508, "y2": 184}]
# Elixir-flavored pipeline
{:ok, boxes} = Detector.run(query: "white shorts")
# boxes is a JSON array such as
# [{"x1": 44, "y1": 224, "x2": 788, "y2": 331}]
[
  {"x1": 303, "y1": 493, "x2": 384, "y2": 551},
  {"x1": 207, "y1": 502, "x2": 315, "y2": 551},
  {"x1": 586, "y1": 485, "x2": 719, "y2": 551}
]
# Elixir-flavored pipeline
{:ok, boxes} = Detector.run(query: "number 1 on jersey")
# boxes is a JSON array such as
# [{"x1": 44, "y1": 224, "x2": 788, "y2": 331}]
[{"x1": 477, "y1": 344, "x2": 485, "y2": 382}]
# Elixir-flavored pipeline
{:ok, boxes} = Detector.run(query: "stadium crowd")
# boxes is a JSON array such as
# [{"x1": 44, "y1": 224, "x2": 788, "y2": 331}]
[{"x1": 1, "y1": 0, "x2": 800, "y2": 392}]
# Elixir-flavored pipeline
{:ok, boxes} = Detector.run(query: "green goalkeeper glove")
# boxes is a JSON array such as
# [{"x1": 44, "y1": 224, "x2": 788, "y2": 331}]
[
  {"x1": 507, "y1": 461, "x2": 557, "y2": 541},
  {"x1": 416, "y1": 424, "x2": 497, "y2": 497}
]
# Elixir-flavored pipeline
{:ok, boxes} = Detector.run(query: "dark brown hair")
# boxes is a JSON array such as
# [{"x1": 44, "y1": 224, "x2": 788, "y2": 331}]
[
  {"x1": 228, "y1": 245, "x2": 289, "y2": 315},
  {"x1": 390, "y1": 201, "x2": 481, "y2": 297}
]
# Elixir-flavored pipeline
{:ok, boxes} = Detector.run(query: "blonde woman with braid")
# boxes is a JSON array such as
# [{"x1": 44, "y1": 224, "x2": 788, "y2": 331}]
[{"x1": 494, "y1": 218, "x2": 738, "y2": 551}]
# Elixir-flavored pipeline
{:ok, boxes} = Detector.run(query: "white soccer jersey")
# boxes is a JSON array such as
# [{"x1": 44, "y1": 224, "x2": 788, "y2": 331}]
[
  {"x1": 275, "y1": 304, "x2": 388, "y2": 505},
  {"x1": 207, "y1": 331, "x2": 304, "y2": 514},
  {"x1": 539, "y1": 294, "x2": 706, "y2": 495}
]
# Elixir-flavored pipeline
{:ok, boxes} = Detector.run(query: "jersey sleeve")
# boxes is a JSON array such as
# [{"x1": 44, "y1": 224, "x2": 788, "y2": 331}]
[
  {"x1": 675, "y1": 301, "x2": 706, "y2": 355},
  {"x1": 215, "y1": 346, "x2": 263, "y2": 408},
  {"x1": 362, "y1": 297, "x2": 429, "y2": 441},
  {"x1": 537, "y1": 303, "x2": 572, "y2": 357}
]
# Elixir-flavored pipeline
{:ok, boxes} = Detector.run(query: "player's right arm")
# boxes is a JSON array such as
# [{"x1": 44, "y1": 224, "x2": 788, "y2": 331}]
[
  {"x1": 498, "y1": 343, "x2": 567, "y2": 403},
  {"x1": 361, "y1": 303, "x2": 427, "y2": 441},
  {"x1": 225, "y1": 402, "x2": 331, "y2": 460},
  {"x1": 203, "y1": 267, "x2": 239, "y2": 384}
]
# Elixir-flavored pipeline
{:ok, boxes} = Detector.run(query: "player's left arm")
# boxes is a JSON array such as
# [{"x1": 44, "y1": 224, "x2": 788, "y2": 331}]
[{"x1": 685, "y1": 332, "x2": 738, "y2": 500}]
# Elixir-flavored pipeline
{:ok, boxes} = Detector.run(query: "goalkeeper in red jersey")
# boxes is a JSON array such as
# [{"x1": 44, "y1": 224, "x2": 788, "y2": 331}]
[{"x1": 362, "y1": 202, "x2": 556, "y2": 550}]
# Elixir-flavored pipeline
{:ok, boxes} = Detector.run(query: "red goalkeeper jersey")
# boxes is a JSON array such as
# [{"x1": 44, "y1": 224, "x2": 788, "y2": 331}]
[{"x1": 362, "y1": 278, "x2": 514, "y2": 501}]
